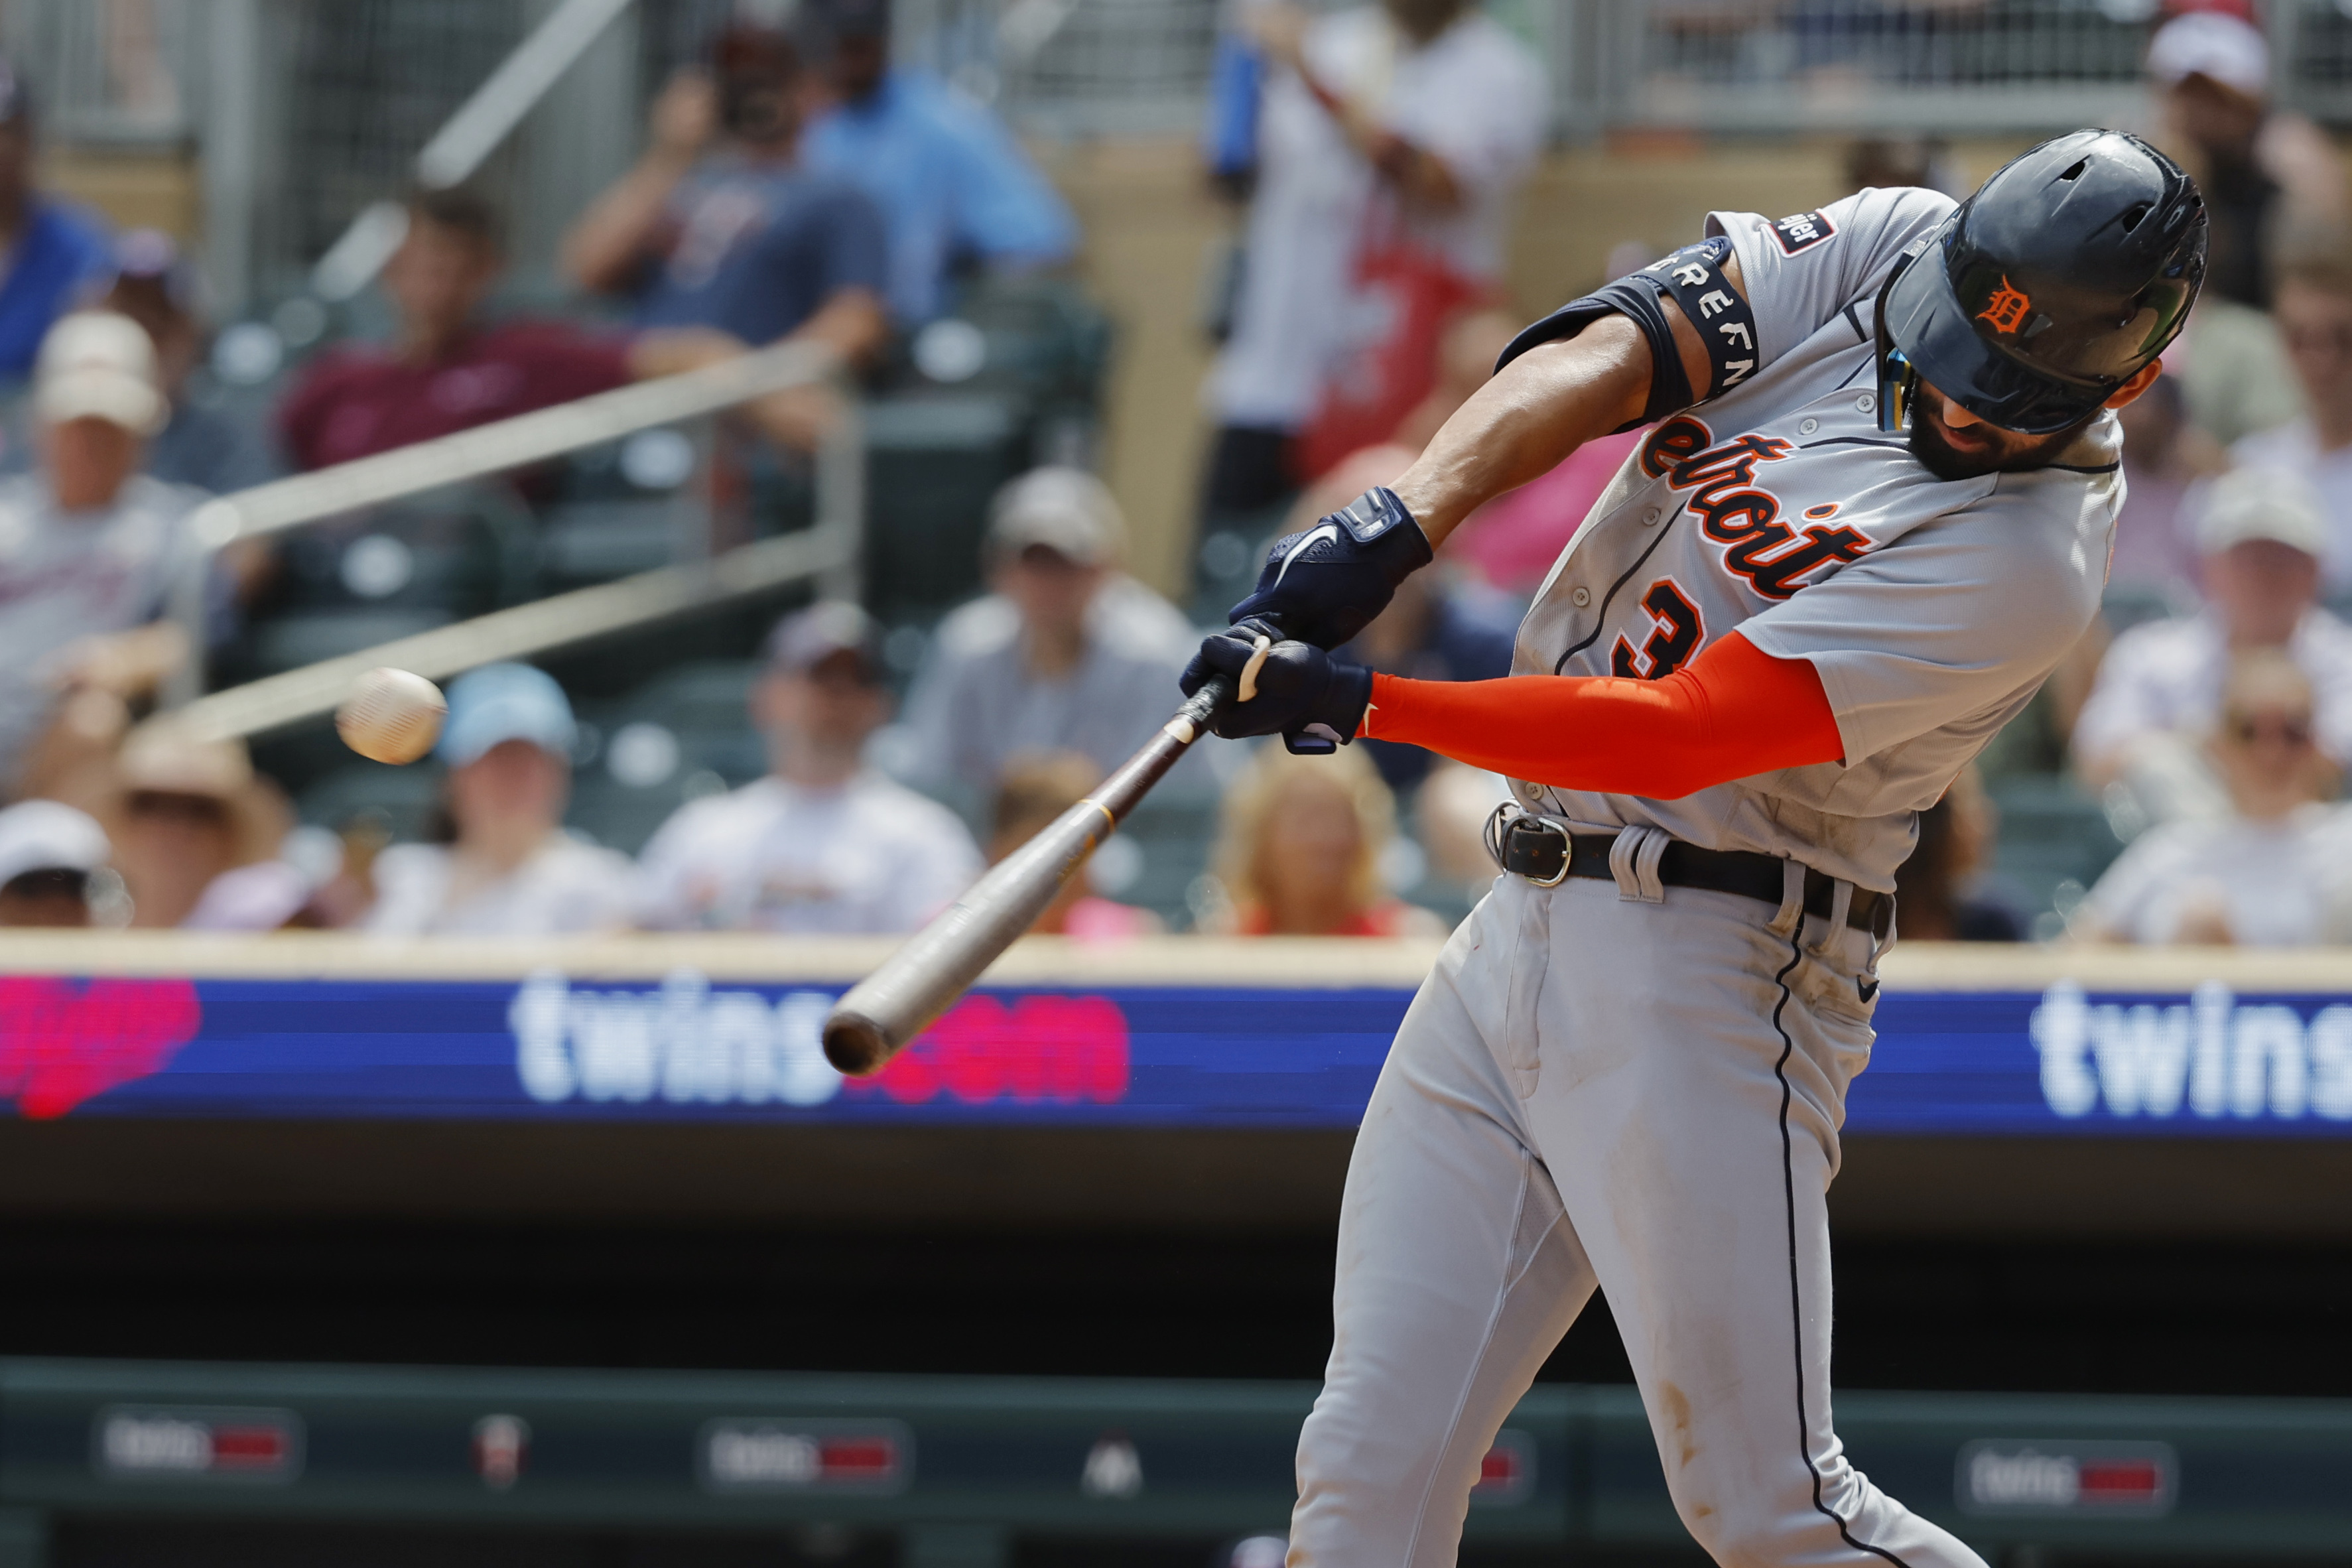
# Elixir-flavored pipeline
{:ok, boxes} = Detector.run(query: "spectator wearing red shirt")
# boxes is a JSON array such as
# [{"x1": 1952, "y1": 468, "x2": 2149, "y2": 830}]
[
  {"x1": 277, "y1": 188, "x2": 639, "y2": 472},
  {"x1": 1203, "y1": 742, "x2": 1442, "y2": 938}
]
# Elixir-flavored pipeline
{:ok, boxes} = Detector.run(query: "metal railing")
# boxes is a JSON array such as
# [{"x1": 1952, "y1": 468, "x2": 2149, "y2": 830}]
[
  {"x1": 895, "y1": 0, "x2": 2352, "y2": 140},
  {"x1": 1565, "y1": 0, "x2": 2153, "y2": 137},
  {"x1": 163, "y1": 338, "x2": 862, "y2": 742},
  {"x1": 310, "y1": 0, "x2": 636, "y2": 302}
]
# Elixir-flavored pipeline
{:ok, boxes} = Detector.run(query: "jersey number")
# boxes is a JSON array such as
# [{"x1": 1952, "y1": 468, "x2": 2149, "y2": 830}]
[{"x1": 1612, "y1": 579, "x2": 1704, "y2": 680}]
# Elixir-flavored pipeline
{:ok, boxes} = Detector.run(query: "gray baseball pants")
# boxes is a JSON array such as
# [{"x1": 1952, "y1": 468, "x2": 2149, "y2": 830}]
[{"x1": 1287, "y1": 850, "x2": 1985, "y2": 1568}]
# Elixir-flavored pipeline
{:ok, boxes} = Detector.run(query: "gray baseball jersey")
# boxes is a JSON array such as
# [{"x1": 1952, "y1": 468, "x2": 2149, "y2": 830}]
[
  {"x1": 1510, "y1": 185, "x2": 2120, "y2": 891},
  {"x1": 0, "y1": 473, "x2": 200, "y2": 787}
]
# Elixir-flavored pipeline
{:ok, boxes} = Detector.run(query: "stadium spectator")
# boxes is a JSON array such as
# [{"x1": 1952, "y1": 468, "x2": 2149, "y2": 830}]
[
  {"x1": 2074, "y1": 466, "x2": 2352, "y2": 822},
  {"x1": 0, "y1": 798, "x2": 109, "y2": 928},
  {"x1": 636, "y1": 602, "x2": 980, "y2": 932},
  {"x1": 106, "y1": 722, "x2": 291, "y2": 930},
  {"x1": 2108, "y1": 372, "x2": 2224, "y2": 605},
  {"x1": 1203, "y1": 744, "x2": 1441, "y2": 937},
  {"x1": 1890, "y1": 765, "x2": 2026, "y2": 943},
  {"x1": 562, "y1": 27, "x2": 887, "y2": 364},
  {"x1": 1327, "y1": 312, "x2": 1635, "y2": 596},
  {"x1": 99, "y1": 229, "x2": 279, "y2": 495},
  {"x1": 898, "y1": 468, "x2": 1210, "y2": 805},
  {"x1": 1, "y1": 312, "x2": 200, "y2": 794},
  {"x1": 12, "y1": 685, "x2": 129, "y2": 822},
  {"x1": 2233, "y1": 249, "x2": 2352, "y2": 590},
  {"x1": 278, "y1": 188, "x2": 641, "y2": 472},
  {"x1": 1445, "y1": 425, "x2": 1643, "y2": 594},
  {"x1": 798, "y1": 0, "x2": 1078, "y2": 326},
  {"x1": 2169, "y1": 293, "x2": 2303, "y2": 450},
  {"x1": 2146, "y1": 9, "x2": 2347, "y2": 310},
  {"x1": 1384, "y1": 306, "x2": 1518, "y2": 457},
  {"x1": 1411, "y1": 755, "x2": 1510, "y2": 901},
  {"x1": 361, "y1": 665, "x2": 630, "y2": 937},
  {"x1": 1842, "y1": 135, "x2": 1965, "y2": 199},
  {"x1": 2079, "y1": 651, "x2": 2338, "y2": 946},
  {"x1": 0, "y1": 61, "x2": 111, "y2": 383},
  {"x1": 988, "y1": 751, "x2": 1161, "y2": 941},
  {"x1": 1201, "y1": 0, "x2": 1545, "y2": 517}
]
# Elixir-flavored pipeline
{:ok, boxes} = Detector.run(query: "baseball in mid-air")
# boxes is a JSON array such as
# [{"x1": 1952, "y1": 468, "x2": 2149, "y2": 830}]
[{"x1": 336, "y1": 667, "x2": 446, "y2": 764}]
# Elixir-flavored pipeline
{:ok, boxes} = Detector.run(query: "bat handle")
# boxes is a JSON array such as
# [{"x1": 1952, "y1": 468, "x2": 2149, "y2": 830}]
[{"x1": 1168, "y1": 672, "x2": 1235, "y2": 744}]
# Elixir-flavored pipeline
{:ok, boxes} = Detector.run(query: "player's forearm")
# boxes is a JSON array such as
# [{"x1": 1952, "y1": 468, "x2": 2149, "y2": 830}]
[
  {"x1": 1389, "y1": 318, "x2": 1653, "y2": 547},
  {"x1": 562, "y1": 151, "x2": 693, "y2": 294},
  {"x1": 1360, "y1": 632, "x2": 1845, "y2": 799},
  {"x1": 793, "y1": 289, "x2": 889, "y2": 365},
  {"x1": 626, "y1": 326, "x2": 747, "y2": 379}
]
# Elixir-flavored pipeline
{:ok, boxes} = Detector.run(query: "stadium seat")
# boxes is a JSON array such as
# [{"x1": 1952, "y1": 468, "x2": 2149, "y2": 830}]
[
  {"x1": 2101, "y1": 582, "x2": 2193, "y2": 638},
  {"x1": 862, "y1": 392, "x2": 1033, "y2": 623},
  {"x1": 565, "y1": 659, "x2": 768, "y2": 854},
  {"x1": 535, "y1": 496, "x2": 681, "y2": 586},
  {"x1": 296, "y1": 757, "x2": 446, "y2": 846},
  {"x1": 1111, "y1": 800, "x2": 1221, "y2": 929},
  {"x1": 1986, "y1": 773, "x2": 2128, "y2": 937},
  {"x1": 228, "y1": 485, "x2": 537, "y2": 678}
]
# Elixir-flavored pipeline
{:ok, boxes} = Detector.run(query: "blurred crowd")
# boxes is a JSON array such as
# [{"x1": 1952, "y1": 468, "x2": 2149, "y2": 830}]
[{"x1": 9, "y1": 0, "x2": 2352, "y2": 948}]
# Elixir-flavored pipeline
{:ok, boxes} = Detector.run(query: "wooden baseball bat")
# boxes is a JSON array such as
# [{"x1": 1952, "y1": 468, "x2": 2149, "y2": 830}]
[{"x1": 821, "y1": 671, "x2": 1238, "y2": 1076}]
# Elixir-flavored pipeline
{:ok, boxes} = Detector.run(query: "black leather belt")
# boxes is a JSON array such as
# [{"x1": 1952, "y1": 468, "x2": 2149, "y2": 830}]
[{"x1": 1494, "y1": 815, "x2": 1890, "y2": 935}]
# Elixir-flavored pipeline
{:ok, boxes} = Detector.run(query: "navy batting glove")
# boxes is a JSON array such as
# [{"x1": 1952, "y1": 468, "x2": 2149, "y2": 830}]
[
  {"x1": 1226, "y1": 486, "x2": 1433, "y2": 650},
  {"x1": 1183, "y1": 627, "x2": 1373, "y2": 748}
]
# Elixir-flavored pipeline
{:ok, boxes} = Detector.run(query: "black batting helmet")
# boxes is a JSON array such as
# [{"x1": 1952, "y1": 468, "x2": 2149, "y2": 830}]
[{"x1": 1875, "y1": 129, "x2": 2206, "y2": 436}]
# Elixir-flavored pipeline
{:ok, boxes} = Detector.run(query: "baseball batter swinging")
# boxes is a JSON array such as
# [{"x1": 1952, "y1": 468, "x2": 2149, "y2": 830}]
[{"x1": 1182, "y1": 131, "x2": 2207, "y2": 1566}]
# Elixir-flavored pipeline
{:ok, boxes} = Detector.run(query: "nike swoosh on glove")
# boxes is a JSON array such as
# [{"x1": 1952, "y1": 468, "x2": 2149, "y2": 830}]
[
  {"x1": 1225, "y1": 486, "x2": 1433, "y2": 649},
  {"x1": 1181, "y1": 627, "x2": 1374, "y2": 747}
]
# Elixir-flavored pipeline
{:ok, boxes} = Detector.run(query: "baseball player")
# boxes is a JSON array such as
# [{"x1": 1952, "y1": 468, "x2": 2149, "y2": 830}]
[{"x1": 1183, "y1": 131, "x2": 2206, "y2": 1566}]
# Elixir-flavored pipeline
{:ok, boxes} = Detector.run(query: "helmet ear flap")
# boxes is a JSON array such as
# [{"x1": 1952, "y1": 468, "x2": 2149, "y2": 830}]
[
  {"x1": 1873, "y1": 247, "x2": 1926, "y2": 436},
  {"x1": 1878, "y1": 352, "x2": 1918, "y2": 436}
]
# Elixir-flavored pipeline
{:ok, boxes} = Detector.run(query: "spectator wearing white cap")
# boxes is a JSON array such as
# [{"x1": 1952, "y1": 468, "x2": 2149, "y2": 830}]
[
  {"x1": 895, "y1": 468, "x2": 1212, "y2": 807},
  {"x1": 364, "y1": 664, "x2": 633, "y2": 937},
  {"x1": 2232, "y1": 249, "x2": 2352, "y2": 590},
  {"x1": 2146, "y1": 9, "x2": 2347, "y2": 310},
  {"x1": 635, "y1": 602, "x2": 980, "y2": 933},
  {"x1": 0, "y1": 798, "x2": 109, "y2": 927},
  {"x1": 0, "y1": 310, "x2": 203, "y2": 793},
  {"x1": 2075, "y1": 466, "x2": 2352, "y2": 822}
]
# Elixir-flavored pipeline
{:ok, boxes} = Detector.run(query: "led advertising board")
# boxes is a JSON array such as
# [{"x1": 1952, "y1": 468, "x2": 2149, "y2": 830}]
[{"x1": 5, "y1": 962, "x2": 2352, "y2": 1135}]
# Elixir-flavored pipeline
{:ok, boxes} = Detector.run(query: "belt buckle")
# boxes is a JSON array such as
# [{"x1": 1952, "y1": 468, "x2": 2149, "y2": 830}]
[{"x1": 1512, "y1": 815, "x2": 1573, "y2": 888}]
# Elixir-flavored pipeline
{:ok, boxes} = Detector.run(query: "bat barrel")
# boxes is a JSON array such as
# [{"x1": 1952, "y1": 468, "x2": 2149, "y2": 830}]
[
  {"x1": 820, "y1": 1005, "x2": 895, "y2": 1077},
  {"x1": 820, "y1": 675, "x2": 1232, "y2": 1075}
]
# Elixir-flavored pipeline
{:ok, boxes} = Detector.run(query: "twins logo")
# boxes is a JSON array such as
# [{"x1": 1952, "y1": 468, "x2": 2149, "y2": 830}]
[{"x1": 1640, "y1": 416, "x2": 1872, "y2": 600}]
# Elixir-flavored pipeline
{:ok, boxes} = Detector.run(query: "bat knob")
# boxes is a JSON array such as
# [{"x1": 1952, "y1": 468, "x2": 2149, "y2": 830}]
[{"x1": 822, "y1": 1006, "x2": 895, "y2": 1076}]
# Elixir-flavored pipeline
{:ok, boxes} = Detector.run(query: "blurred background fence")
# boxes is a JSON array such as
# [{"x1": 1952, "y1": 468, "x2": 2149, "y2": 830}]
[{"x1": 15, "y1": 0, "x2": 2347, "y2": 308}]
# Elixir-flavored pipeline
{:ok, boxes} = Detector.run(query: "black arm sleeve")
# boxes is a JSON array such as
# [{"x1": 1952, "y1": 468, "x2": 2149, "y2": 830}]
[{"x1": 1494, "y1": 236, "x2": 1760, "y2": 431}]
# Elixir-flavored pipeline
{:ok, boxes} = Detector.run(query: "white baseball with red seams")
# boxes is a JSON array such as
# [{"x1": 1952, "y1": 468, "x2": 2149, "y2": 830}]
[
  {"x1": 335, "y1": 667, "x2": 447, "y2": 765},
  {"x1": 1288, "y1": 186, "x2": 2127, "y2": 1568}
]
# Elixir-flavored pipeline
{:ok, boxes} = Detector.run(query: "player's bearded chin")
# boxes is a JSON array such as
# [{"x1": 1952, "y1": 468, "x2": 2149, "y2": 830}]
[{"x1": 1906, "y1": 390, "x2": 2089, "y2": 482}]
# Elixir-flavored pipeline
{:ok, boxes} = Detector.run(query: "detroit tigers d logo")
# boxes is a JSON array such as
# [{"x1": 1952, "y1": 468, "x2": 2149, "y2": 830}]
[{"x1": 1975, "y1": 275, "x2": 2032, "y2": 334}]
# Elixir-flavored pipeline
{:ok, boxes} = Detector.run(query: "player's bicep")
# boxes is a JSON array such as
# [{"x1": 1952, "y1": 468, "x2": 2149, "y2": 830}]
[
  {"x1": 1660, "y1": 249, "x2": 1744, "y2": 410},
  {"x1": 1497, "y1": 237, "x2": 1756, "y2": 429}
]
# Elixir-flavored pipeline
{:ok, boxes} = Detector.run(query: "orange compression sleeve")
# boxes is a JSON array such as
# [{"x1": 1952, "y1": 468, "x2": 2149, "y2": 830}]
[{"x1": 1360, "y1": 631, "x2": 1844, "y2": 799}]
